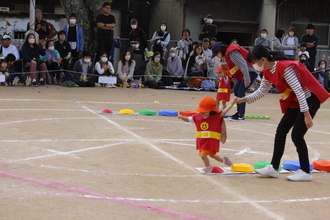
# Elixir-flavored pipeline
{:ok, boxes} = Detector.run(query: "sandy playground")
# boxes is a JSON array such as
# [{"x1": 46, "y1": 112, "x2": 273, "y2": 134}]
[{"x1": 0, "y1": 86, "x2": 329, "y2": 220}]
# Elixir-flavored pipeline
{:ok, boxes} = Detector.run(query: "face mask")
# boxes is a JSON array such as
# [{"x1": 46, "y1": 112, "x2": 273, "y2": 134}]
[
  {"x1": 320, "y1": 64, "x2": 326, "y2": 69},
  {"x1": 84, "y1": 58, "x2": 91, "y2": 63},
  {"x1": 154, "y1": 57, "x2": 160, "y2": 63},
  {"x1": 206, "y1": 19, "x2": 213, "y2": 24},
  {"x1": 28, "y1": 38, "x2": 35, "y2": 44},
  {"x1": 260, "y1": 33, "x2": 267, "y2": 38},
  {"x1": 48, "y1": 46, "x2": 54, "y2": 51},
  {"x1": 131, "y1": 25, "x2": 137, "y2": 29},
  {"x1": 160, "y1": 26, "x2": 166, "y2": 31},
  {"x1": 69, "y1": 19, "x2": 76, "y2": 24},
  {"x1": 170, "y1": 53, "x2": 176, "y2": 57},
  {"x1": 101, "y1": 57, "x2": 108, "y2": 63},
  {"x1": 301, "y1": 57, "x2": 306, "y2": 60},
  {"x1": 289, "y1": 32, "x2": 294, "y2": 37},
  {"x1": 133, "y1": 44, "x2": 140, "y2": 49},
  {"x1": 125, "y1": 55, "x2": 131, "y2": 61}
]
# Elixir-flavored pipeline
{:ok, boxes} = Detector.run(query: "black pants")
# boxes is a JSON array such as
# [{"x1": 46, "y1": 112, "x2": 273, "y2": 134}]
[
  {"x1": 97, "y1": 39, "x2": 114, "y2": 59},
  {"x1": 47, "y1": 62, "x2": 60, "y2": 79},
  {"x1": 271, "y1": 93, "x2": 320, "y2": 173},
  {"x1": 308, "y1": 55, "x2": 316, "y2": 72}
]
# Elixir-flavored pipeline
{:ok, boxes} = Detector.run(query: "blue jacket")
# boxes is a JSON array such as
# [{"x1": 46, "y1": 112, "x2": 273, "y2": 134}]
[{"x1": 63, "y1": 24, "x2": 84, "y2": 52}]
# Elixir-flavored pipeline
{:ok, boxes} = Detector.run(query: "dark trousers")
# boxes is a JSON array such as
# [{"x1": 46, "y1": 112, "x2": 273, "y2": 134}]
[
  {"x1": 271, "y1": 93, "x2": 320, "y2": 173},
  {"x1": 97, "y1": 39, "x2": 114, "y2": 59},
  {"x1": 10, "y1": 72, "x2": 26, "y2": 83},
  {"x1": 46, "y1": 62, "x2": 60, "y2": 79},
  {"x1": 76, "y1": 80, "x2": 95, "y2": 87},
  {"x1": 146, "y1": 80, "x2": 164, "y2": 89},
  {"x1": 233, "y1": 72, "x2": 258, "y2": 117},
  {"x1": 308, "y1": 55, "x2": 316, "y2": 72}
]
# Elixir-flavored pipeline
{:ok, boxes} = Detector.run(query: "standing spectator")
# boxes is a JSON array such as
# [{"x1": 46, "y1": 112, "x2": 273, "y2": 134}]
[
  {"x1": 117, "y1": 51, "x2": 135, "y2": 87},
  {"x1": 144, "y1": 52, "x2": 164, "y2": 89},
  {"x1": 167, "y1": 47, "x2": 184, "y2": 82},
  {"x1": 254, "y1": 29, "x2": 271, "y2": 47},
  {"x1": 21, "y1": 33, "x2": 47, "y2": 87},
  {"x1": 282, "y1": 27, "x2": 299, "y2": 58},
  {"x1": 40, "y1": 40, "x2": 62, "y2": 84},
  {"x1": 129, "y1": 18, "x2": 148, "y2": 51},
  {"x1": 95, "y1": 51, "x2": 115, "y2": 88},
  {"x1": 130, "y1": 38, "x2": 144, "y2": 79},
  {"x1": 96, "y1": 2, "x2": 116, "y2": 58},
  {"x1": 199, "y1": 14, "x2": 217, "y2": 41},
  {"x1": 301, "y1": 23, "x2": 319, "y2": 72},
  {"x1": 63, "y1": 12, "x2": 84, "y2": 66},
  {"x1": 110, "y1": 37, "x2": 121, "y2": 64},
  {"x1": 271, "y1": 29, "x2": 293, "y2": 52},
  {"x1": 177, "y1": 29, "x2": 193, "y2": 66},
  {"x1": 150, "y1": 21, "x2": 170, "y2": 60},
  {"x1": 72, "y1": 51, "x2": 95, "y2": 87},
  {"x1": 26, "y1": 9, "x2": 50, "y2": 44},
  {"x1": 313, "y1": 59, "x2": 330, "y2": 92},
  {"x1": 55, "y1": 30, "x2": 71, "y2": 72}
]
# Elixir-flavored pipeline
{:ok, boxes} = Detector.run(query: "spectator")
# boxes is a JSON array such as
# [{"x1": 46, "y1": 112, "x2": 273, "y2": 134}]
[
  {"x1": 150, "y1": 21, "x2": 170, "y2": 60},
  {"x1": 144, "y1": 52, "x2": 164, "y2": 89},
  {"x1": 210, "y1": 37, "x2": 217, "y2": 49},
  {"x1": 63, "y1": 12, "x2": 84, "y2": 65},
  {"x1": 313, "y1": 59, "x2": 330, "y2": 92},
  {"x1": 177, "y1": 29, "x2": 193, "y2": 66},
  {"x1": 6, "y1": 53, "x2": 29, "y2": 86},
  {"x1": 95, "y1": 51, "x2": 115, "y2": 88},
  {"x1": 139, "y1": 51, "x2": 153, "y2": 77},
  {"x1": 130, "y1": 38, "x2": 144, "y2": 79},
  {"x1": 301, "y1": 23, "x2": 318, "y2": 72},
  {"x1": 201, "y1": 38, "x2": 214, "y2": 78},
  {"x1": 298, "y1": 43, "x2": 310, "y2": 59},
  {"x1": 282, "y1": 27, "x2": 299, "y2": 58},
  {"x1": 299, "y1": 53, "x2": 310, "y2": 70},
  {"x1": 110, "y1": 37, "x2": 121, "y2": 64},
  {"x1": 0, "y1": 59, "x2": 9, "y2": 86},
  {"x1": 117, "y1": 51, "x2": 135, "y2": 87},
  {"x1": 55, "y1": 30, "x2": 71, "y2": 72},
  {"x1": 41, "y1": 40, "x2": 62, "y2": 84},
  {"x1": 0, "y1": 35, "x2": 20, "y2": 61},
  {"x1": 271, "y1": 29, "x2": 293, "y2": 52},
  {"x1": 129, "y1": 18, "x2": 148, "y2": 51},
  {"x1": 199, "y1": 14, "x2": 217, "y2": 41},
  {"x1": 167, "y1": 47, "x2": 184, "y2": 82},
  {"x1": 186, "y1": 43, "x2": 207, "y2": 77},
  {"x1": 26, "y1": 9, "x2": 50, "y2": 44},
  {"x1": 72, "y1": 51, "x2": 95, "y2": 87},
  {"x1": 96, "y1": 2, "x2": 116, "y2": 57},
  {"x1": 254, "y1": 28, "x2": 271, "y2": 47},
  {"x1": 21, "y1": 33, "x2": 47, "y2": 87},
  {"x1": 231, "y1": 39, "x2": 239, "y2": 46}
]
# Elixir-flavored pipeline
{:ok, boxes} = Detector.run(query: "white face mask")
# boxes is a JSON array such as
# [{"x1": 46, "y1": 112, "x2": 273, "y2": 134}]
[
  {"x1": 154, "y1": 57, "x2": 160, "y2": 63},
  {"x1": 160, "y1": 26, "x2": 166, "y2": 31},
  {"x1": 170, "y1": 53, "x2": 176, "y2": 57},
  {"x1": 131, "y1": 25, "x2": 137, "y2": 29},
  {"x1": 300, "y1": 57, "x2": 306, "y2": 60},
  {"x1": 133, "y1": 44, "x2": 140, "y2": 49},
  {"x1": 101, "y1": 57, "x2": 108, "y2": 63},
  {"x1": 69, "y1": 19, "x2": 76, "y2": 24},
  {"x1": 125, "y1": 55, "x2": 131, "y2": 61},
  {"x1": 289, "y1": 32, "x2": 294, "y2": 37},
  {"x1": 320, "y1": 64, "x2": 326, "y2": 69},
  {"x1": 206, "y1": 19, "x2": 213, "y2": 24},
  {"x1": 48, "y1": 46, "x2": 54, "y2": 51},
  {"x1": 260, "y1": 33, "x2": 267, "y2": 38},
  {"x1": 84, "y1": 58, "x2": 91, "y2": 63},
  {"x1": 28, "y1": 38, "x2": 35, "y2": 44}
]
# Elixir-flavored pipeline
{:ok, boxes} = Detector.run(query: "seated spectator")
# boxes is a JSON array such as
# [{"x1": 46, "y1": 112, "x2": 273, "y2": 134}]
[
  {"x1": 186, "y1": 43, "x2": 207, "y2": 77},
  {"x1": 72, "y1": 51, "x2": 95, "y2": 87},
  {"x1": 144, "y1": 52, "x2": 164, "y2": 89},
  {"x1": 41, "y1": 40, "x2": 62, "y2": 84},
  {"x1": 167, "y1": 47, "x2": 183, "y2": 82},
  {"x1": 55, "y1": 30, "x2": 71, "y2": 72},
  {"x1": 177, "y1": 29, "x2": 193, "y2": 65},
  {"x1": 139, "y1": 51, "x2": 153, "y2": 78},
  {"x1": 313, "y1": 59, "x2": 330, "y2": 92},
  {"x1": 210, "y1": 37, "x2": 217, "y2": 49},
  {"x1": 6, "y1": 53, "x2": 29, "y2": 86},
  {"x1": 117, "y1": 51, "x2": 135, "y2": 87},
  {"x1": 95, "y1": 51, "x2": 115, "y2": 88},
  {"x1": 130, "y1": 38, "x2": 144, "y2": 79},
  {"x1": 0, "y1": 35, "x2": 20, "y2": 61},
  {"x1": 21, "y1": 33, "x2": 47, "y2": 87},
  {"x1": 0, "y1": 59, "x2": 10, "y2": 86}
]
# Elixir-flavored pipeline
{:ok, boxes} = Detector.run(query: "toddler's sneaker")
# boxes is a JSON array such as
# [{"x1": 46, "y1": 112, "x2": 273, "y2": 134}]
[
  {"x1": 53, "y1": 77, "x2": 58, "y2": 85},
  {"x1": 223, "y1": 156, "x2": 233, "y2": 167},
  {"x1": 25, "y1": 76, "x2": 31, "y2": 86},
  {"x1": 12, "y1": 76, "x2": 20, "y2": 86},
  {"x1": 287, "y1": 169, "x2": 312, "y2": 182},
  {"x1": 255, "y1": 165, "x2": 279, "y2": 178},
  {"x1": 47, "y1": 77, "x2": 52, "y2": 84},
  {"x1": 199, "y1": 166, "x2": 212, "y2": 174}
]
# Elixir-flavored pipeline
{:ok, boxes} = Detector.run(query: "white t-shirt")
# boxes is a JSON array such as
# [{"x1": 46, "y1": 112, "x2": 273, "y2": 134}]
[{"x1": 284, "y1": 37, "x2": 294, "y2": 56}]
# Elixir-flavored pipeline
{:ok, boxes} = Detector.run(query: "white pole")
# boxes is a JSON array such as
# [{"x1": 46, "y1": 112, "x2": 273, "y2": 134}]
[{"x1": 29, "y1": 0, "x2": 35, "y2": 32}]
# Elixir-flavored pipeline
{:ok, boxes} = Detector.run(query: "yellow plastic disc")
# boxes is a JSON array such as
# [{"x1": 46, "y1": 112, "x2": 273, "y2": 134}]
[
  {"x1": 119, "y1": 109, "x2": 135, "y2": 114},
  {"x1": 230, "y1": 163, "x2": 254, "y2": 172}
]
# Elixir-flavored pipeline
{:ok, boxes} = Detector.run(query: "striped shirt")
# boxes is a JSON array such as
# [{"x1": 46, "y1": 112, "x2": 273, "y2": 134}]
[
  {"x1": 246, "y1": 61, "x2": 311, "y2": 112},
  {"x1": 228, "y1": 50, "x2": 258, "y2": 84}
]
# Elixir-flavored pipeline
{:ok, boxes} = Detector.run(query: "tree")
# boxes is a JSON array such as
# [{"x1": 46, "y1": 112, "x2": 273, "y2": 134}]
[{"x1": 58, "y1": 0, "x2": 112, "y2": 54}]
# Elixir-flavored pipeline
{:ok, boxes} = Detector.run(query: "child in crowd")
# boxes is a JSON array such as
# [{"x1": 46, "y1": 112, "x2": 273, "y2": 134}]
[
  {"x1": 298, "y1": 43, "x2": 310, "y2": 59},
  {"x1": 6, "y1": 54, "x2": 30, "y2": 86},
  {"x1": 178, "y1": 96, "x2": 237, "y2": 174},
  {"x1": 216, "y1": 64, "x2": 232, "y2": 110},
  {"x1": 152, "y1": 30, "x2": 165, "y2": 56},
  {"x1": 0, "y1": 59, "x2": 9, "y2": 86}
]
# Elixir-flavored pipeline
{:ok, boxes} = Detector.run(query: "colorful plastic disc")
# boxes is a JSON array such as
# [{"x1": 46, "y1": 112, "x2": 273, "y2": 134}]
[
  {"x1": 254, "y1": 161, "x2": 282, "y2": 171},
  {"x1": 139, "y1": 109, "x2": 157, "y2": 115},
  {"x1": 282, "y1": 160, "x2": 313, "y2": 171},
  {"x1": 102, "y1": 109, "x2": 113, "y2": 113},
  {"x1": 119, "y1": 109, "x2": 135, "y2": 114},
  {"x1": 158, "y1": 110, "x2": 178, "y2": 117},
  {"x1": 179, "y1": 110, "x2": 198, "y2": 117},
  {"x1": 230, "y1": 163, "x2": 254, "y2": 172},
  {"x1": 313, "y1": 159, "x2": 330, "y2": 172}
]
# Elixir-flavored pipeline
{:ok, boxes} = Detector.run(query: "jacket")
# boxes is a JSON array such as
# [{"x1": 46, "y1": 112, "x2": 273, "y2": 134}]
[
  {"x1": 271, "y1": 37, "x2": 292, "y2": 52},
  {"x1": 63, "y1": 24, "x2": 84, "y2": 52}
]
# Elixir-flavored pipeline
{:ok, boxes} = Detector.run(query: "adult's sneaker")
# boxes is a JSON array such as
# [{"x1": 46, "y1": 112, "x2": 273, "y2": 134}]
[
  {"x1": 229, "y1": 115, "x2": 245, "y2": 122},
  {"x1": 12, "y1": 76, "x2": 20, "y2": 86},
  {"x1": 255, "y1": 165, "x2": 279, "y2": 178},
  {"x1": 32, "y1": 81, "x2": 38, "y2": 87},
  {"x1": 223, "y1": 156, "x2": 233, "y2": 167},
  {"x1": 287, "y1": 169, "x2": 312, "y2": 181},
  {"x1": 53, "y1": 77, "x2": 58, "y2": 85},
  {"x1": 40, "y1": 79, "x2": 45, "y2": 86},
  {"x1": 25, "y1": 76, "x2": 31, "y2": 86}
]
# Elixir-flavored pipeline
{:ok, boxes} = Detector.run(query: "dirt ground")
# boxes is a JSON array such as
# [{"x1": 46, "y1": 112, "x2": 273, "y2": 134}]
[{"x1": 0, "y1": 86, "x2": 329, "y2": 220}]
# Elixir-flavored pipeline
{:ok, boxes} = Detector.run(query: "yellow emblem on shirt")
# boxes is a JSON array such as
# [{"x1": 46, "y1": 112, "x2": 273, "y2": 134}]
[
  {"x1": 280, "y1": 88, "x2": 292, "y2": 100},
  {"x1": 200, "y1": 122, "x2": 209, "y2": 130}
]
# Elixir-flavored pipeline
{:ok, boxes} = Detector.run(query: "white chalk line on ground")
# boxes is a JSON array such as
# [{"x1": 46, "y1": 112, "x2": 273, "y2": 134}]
[{"x1": 80, "y1": 104, "x2": 285, "y2": 220}]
